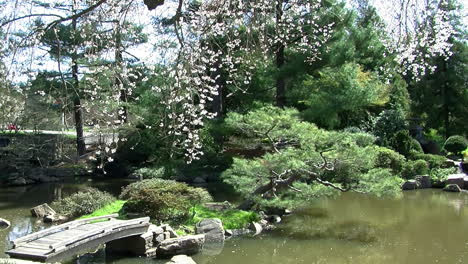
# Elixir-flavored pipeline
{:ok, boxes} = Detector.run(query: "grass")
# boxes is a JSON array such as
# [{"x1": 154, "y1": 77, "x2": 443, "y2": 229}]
[
  {"x1": 79, "y1": 200, "x2": 126, "y2": 219},
  {"x1": 184, "y1": 205, "x2": 259, "y2": 230}
]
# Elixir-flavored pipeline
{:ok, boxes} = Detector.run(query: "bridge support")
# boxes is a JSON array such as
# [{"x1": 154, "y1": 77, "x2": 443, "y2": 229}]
[{"x1": 106, "y1": 224, "x2": 175, "y2": 257}]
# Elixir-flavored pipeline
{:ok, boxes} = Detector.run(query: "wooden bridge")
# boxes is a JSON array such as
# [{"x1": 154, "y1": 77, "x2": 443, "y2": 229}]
[{"x1": 6, "y1": 214, "x2": 150, "y2": 262}]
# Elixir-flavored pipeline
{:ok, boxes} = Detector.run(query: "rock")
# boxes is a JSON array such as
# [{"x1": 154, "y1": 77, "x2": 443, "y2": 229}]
[
  {"x1": 10, "y1": 177, "x2": 27, "y2": 186},
  {"x1": 443, "y1": 184, "x2": 462, "y2": 192},
  {"x1": 445, "y1": 159, "x2": 457, "y2": 168},
  {"x1": 0, "y1": 218, "x2": 11, "y2": 229},
  {"x1": 225, "y1": 228, "x2": 251, "y2": 237},
  {"x1": 30, "y1": 203, "x2": 56, "y2": 218},
  {"x1": 165, "y1": 226, "x2": 179, "y2": 238},
  {"x1": 248, "y1": 222, "x2": 263, "y2": 236},
  {"x1": 165, "y1": 255, "x2": 197, "y2": 264},
  {"x1": 462, "y1": 162, "x2": 468, "y2": 174},
  {"x1": 157, "y1": 234, "x2": 205, "y2": 257},
  {"x1": 268, "y1": 215, "x2": 281, "y2": 224},
  {"x1": 446, "y1": 174, "x2": 465, "y2": 189},
  {"x1": 43, "y1": 214, "x2": 68, "y2": 223},
  {"x1": 203, "y1": 201, "x2": 232, "y2": 211},
  {"x1": 401, "y1": 180, "x2": 419, "y2": 190},
  {"x1": 192, "y1": 177, "x2": 206, "y2": 184},
  {"x1": 195, "y1": 218, "x2": 225, "y2": 243},
  {"x1": 415, "y1": 175, "x2": 431, "y2": 189},
  {"x1": 154, "y1": 233, "x2": 166, "y2": 244}
]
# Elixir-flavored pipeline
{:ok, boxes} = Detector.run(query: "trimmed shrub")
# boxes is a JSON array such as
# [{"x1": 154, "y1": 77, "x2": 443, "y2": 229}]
[
  {"x1": 410, "y1": 153, "x2": 446, "y2": 169},
  {"x1": 401, "y1": 160, "x2": 429, "y2": 179},
  {"x1": 120, "y1": 179, "x2": 212, "y2": 224},
  {"x1": 51, "y1": 188, "x2": 116, "y2": 218},
  {"x1": 444, "y1": 135, "x2": 468, "y2": 155},
  {"x1": 374, "y1": 147, "x2": 406, "y2": 174},
  {"x1": 391, "y1": 130, "x2": 421, "y2": 157}
]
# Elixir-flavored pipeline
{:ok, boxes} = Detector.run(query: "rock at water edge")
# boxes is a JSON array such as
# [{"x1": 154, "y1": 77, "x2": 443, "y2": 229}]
[
  {"x1": 401, "y1": 180, "x2": 419, "y2": 190},
  {"x1": 415, "y1": 175, "x2": 431, "y2": 189},
  {"x1": 157, "y1": 234, "x2": 205, "y2": 257},
  {"x1": 0, "y1": 218, "x2": 10, "y2": 229},
  {"x1": 443, "y1": 184, "x2": 462, "y2": 192},
  {"x1": 249, "y1": 222, "x2": 263, "y2": 236},
  {"x1": 165, "y1": 255, "x2": 197, "y2": 264},
  {"x1": 195, "y1": 218, "x2": 225, "y2": 243},
  {"x1": 30, "y1": 203, "x2": 56, "y2": 218},
  {"x1": 446, "y1": 174, "x2": 465, "y2": 189}
]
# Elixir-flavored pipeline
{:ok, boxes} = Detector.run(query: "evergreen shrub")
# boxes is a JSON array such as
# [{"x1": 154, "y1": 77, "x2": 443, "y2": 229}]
[
  {"x1": 120, "y1": 179, "x2": 212, "y2": 224},
  {"x1": 410, "y1": 153, "x2": 446, "y2": 169},
  {"x1": 374, "y1": 147, "x2": 406, "y2": 173},
  {"x1": 444, "y1": 135, "x2": 468, "y2": 155},
  {"x1": 52, "y1": 188, "x2": 116, "y2": 218},
  {"x1": 401, "y1": 160, "x2": 429, "y2": 179}
]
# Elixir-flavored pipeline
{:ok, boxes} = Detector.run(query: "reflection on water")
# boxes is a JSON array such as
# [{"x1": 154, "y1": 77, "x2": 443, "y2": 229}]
[{"x1": 2, "y1": 182, "x2": 468, "y2": 264}]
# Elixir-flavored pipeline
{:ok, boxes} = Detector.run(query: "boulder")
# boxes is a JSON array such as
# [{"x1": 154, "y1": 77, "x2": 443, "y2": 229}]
[
  {"x1": 157, "y1": 234, "x2": 205, "y2": 257},
  {"x1": 43, "y1": 214, "x2": 68, "y2": 223},
  {"x1": 192, "y1": 177, "x2": 206, "y2": 184},
  {"x1": 443, "y1": 184, "x2": 462, "y2": 192},
  {"x1": 30, "y1": 203, "x2": 56, "y2": 218},
  {"x1": 165, "y1": 255, "x2": 197, "y2": 264},
  {"x1": 401, "y1": 180, "x2": 419, "y2": 190},
  {"x1": 165, "y1": 225, "x2": 179, "y2": 238},
  {"x1": 268, "y1": 215, "x2": 282, "y2": 224},
  {"x1": 415, "y1": 175, "x2": 431, "y2": 189},
  {"x1": 225, "y1": 228, "x2": 252, "y2": 237},
  {"x1": 446, "y1": 174, "x2": 465, "y2": 189},
  {"x1": 10, "y1": 177, "x2": 27, "y2": 186},
  {"x1": 203, "y1": 201, "x2": 232, "y2": 211},
  {"x1": 0, "y1": 218, "x2": 11, "y2": 229},
  {"x1": 248, "y1": 222, "x2": 263, "y2": 236},
  {"x1": 195, "y1": 218, "x2": 225, "y2": 243}
]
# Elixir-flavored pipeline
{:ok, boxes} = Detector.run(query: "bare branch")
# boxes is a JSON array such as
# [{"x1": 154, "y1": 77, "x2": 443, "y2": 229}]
[
  {"x1": 44, "y1": 0, "x2": 108, "y2": 31},
  {"x1": 1, "y1": 14, "x2": 64, "y2": 28}
]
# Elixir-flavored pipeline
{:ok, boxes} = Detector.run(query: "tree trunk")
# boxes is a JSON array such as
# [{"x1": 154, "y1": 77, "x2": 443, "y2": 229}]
[
  {"x1": 72, "y1": 1, "x2": 86, "y2": 156},
  {"x1": 115, "y1": 22, "x2": 128, "y2": 124},
  {"x1": 275, "y1": 0, "x2": 286, "y2": 108}
]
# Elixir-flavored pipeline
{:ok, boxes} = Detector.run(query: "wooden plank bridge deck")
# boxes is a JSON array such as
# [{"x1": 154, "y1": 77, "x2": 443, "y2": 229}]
[{"x1": 6, "y1": 214, "x2": 150, "y2": 262}]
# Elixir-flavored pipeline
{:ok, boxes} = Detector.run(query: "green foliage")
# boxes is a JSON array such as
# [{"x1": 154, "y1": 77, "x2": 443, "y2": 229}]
[
  {"x1": 424, "y1": 129, "x2": 446, "y2": 149},
  {"x1": 355, "y1": 168, "x2": 404, "y2": 197},
  {"x1": 292, "y1": 63, "x2": 390, "y2": 129},
  {"x1": 401, "y1": 160, "x2": 429, "y2": 179},
  {"x1": 444, "y1": 135, "x2": 468, "y2": 155},
  {"x1": 120, "y1": 179, "x2": 212, "y2": 224},
  {"x1": 185, "y1": 205, "x2": 259, "y2": 230},
  {"x1": 374, "y1": 147, "x2": 406, "y2": 173},
  {"x1": 79, "y1": 200, "x2": 126, "y2": 219},
  {"x1": 430, "y1": 167, "x2": 457, "y2": 182},
  {"x1": 372, "y1": 109, "x2": 407, "y2": 146},
  {"x1": 51, "y1": 188, "x2": 116, "y2": 218},
  {"x1": 132, "y1": 167, "x2": 166, "y2": 179},
  {"x1": 409, "y1": 153, "x2": 447, "y2": 169},
  {"x1": 390, "y1": 130, "x2": 422, "y2": 157},
  {"x1": 222, "y1": 107, "x2": 404, "y2": 210}
]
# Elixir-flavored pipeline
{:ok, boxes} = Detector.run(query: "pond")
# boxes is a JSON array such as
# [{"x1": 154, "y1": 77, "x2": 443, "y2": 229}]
[{"x1": 1, "y1": 181, "x2": 468, "y2": 264}]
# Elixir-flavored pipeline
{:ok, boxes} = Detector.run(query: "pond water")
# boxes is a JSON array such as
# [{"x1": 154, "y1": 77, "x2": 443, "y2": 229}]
[{"x1": 1, "y1": 181, "x2": 468, "y2": 264}]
